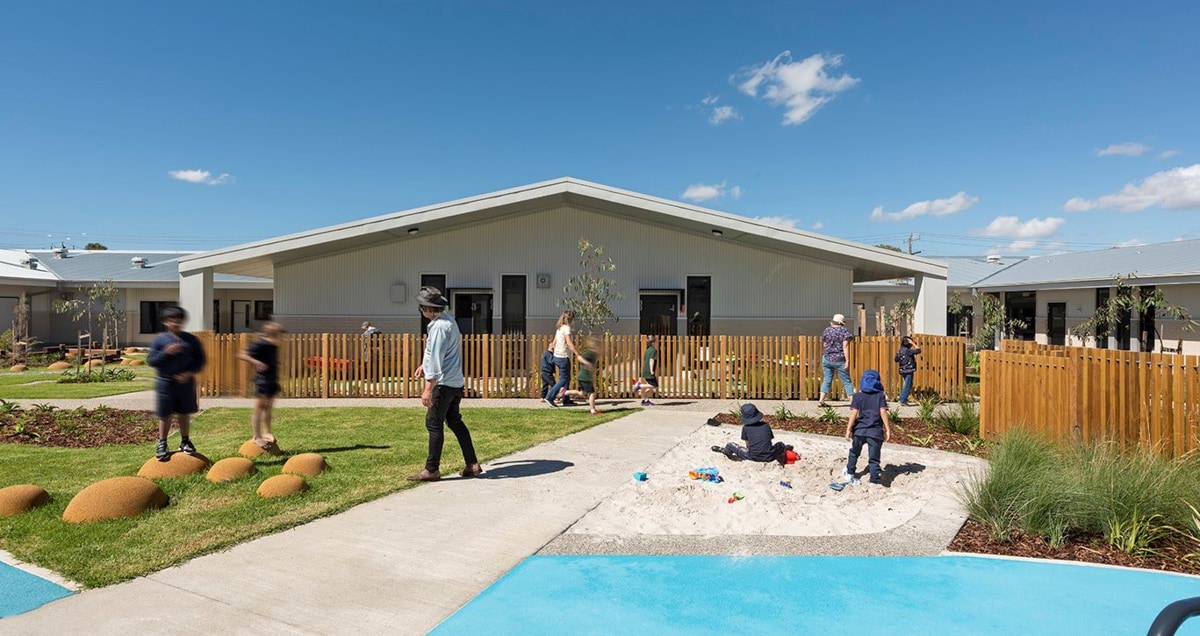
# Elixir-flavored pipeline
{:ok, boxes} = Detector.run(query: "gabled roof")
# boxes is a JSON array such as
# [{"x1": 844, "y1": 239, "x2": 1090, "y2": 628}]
[
  {"x1": 180, "y1": 177, "x2": 948, "y2": 282},
  {"x1": 973, "y1": 239, "x2": 1200, "y2": 290},
  {"x1": 16, "y1": 250, "x2": 270, "y2": 288},
  {"x1": 854, "y1": 255, "x2": 1026, "y2": 290}
]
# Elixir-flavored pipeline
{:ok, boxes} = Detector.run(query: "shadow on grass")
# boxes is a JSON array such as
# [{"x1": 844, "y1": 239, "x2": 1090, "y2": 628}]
[{"x1": 255, "y1": 443, "x2": 392, "y2": 466}]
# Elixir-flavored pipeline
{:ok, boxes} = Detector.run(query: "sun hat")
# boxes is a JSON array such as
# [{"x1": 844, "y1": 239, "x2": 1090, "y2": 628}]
[
  {"x1": 415, "y1": 286, "x2": 449, "y2": 308},
  {"x1": 740, "y1": 403, "x2": 764, "y2": 425},
  {"x1": 831, "y1": 313, "x2": 845, "y2": 325},
  {"x1": 860, "y1": 369, "x2": 884, "y2": 394}
]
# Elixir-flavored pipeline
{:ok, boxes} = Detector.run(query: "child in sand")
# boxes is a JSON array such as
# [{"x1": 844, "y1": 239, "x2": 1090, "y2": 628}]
[
  {"x1": 712, "y1": 403, "x2": 787, "y2": 465},
  {"x1": 237, "y1": 321, "x2": 284, "y2": 450},
  {"x1": 843, "y1": 369, "x2": 893, "y2": 485},
  {"x1": 563, "y1": 336, "x2": 601, "y2": 414}
]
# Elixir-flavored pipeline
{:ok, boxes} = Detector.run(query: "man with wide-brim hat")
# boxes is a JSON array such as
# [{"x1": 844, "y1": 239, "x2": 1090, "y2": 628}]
[{"x1": 408, "y1": 286, "x2": 483, "y2": 481}]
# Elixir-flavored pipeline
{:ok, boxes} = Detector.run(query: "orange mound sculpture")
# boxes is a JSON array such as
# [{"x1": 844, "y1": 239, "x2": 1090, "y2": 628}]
[
  {"x1": 126, "y1": 359, "x2": 145, "y2": 366},
  {"x1": 282, "y1": 453, "x2": 327, "y2": 477},
  {"x1": 48, "y1": 361, "x2": 72, "y2": 370},
  {"x1": 206, "y1": 457, "x2": 257, "y2": 483},
  {"x1": 62, "y1": 476, "x2": 168, "y2": 523},
  {"x1": 84, "y1": 359, "x2": 106, "y2": 369},
  {"x1": 9, "y1": 364, "x2": 28, "y2": 372},
  {"x1": 257, "y1": 474, "x2": 307, "y2": 499},
  {"x1": 137, "y1": 452, "x2": 211, "y2": 479},
  {"x1": 124, "y1": 347, "x2": 140, "y2": 355},
  {"x1": 0, "y1": 485, "x2": 50, "y2": 517},
  {"x1": 238, "y1": 439, "x2": 283, "y2": 458}
]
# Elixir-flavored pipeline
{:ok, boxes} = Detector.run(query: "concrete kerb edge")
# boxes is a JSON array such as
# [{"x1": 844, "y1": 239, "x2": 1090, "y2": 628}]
[
  {"x1": 939, "y1": 551, "x2": 1200, "y2": 580},
  {"x1": 0, "y1": 548, "x2": 81, "y2": 592}
]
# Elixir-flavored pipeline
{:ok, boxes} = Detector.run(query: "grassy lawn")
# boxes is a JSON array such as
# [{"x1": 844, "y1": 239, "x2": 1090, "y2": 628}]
[
  {"x1": 0, "y1": 379, "x2": 154, "y2": 399},
  {"x1": 0, "y1": 407, "x2": 632, "y2": 587}
]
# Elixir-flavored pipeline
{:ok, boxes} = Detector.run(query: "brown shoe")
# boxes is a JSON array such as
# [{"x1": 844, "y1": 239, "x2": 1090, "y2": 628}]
[
  {"x1": 460, "y1": 463, "x2": 484, "y2": 478},
  {"x1": 406, "y1": 469, "x2": 441, "y2": 482}
]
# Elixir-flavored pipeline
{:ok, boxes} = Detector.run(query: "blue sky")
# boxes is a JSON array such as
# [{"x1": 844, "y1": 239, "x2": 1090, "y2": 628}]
[{"x1": 1, "y1": 0, "x2": 1197, "y2": 256}]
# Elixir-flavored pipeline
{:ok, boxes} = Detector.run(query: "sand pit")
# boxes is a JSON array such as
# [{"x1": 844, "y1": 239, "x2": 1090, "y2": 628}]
[
  {"x1": 282, "y1": 453, "x2": 326, "y2": 477},
  {"x1": 62, "y1": 476, "x2": 168, "y2": 523},
  {"x1": 567, "y1": 426, "x2": 985, "y2": 538},
  {"x1": 206, "y1": 457, "x2": 257, "y2": 483},
  {"x1": 0, "y1": 484, "x2": 50, "y2": 517}
]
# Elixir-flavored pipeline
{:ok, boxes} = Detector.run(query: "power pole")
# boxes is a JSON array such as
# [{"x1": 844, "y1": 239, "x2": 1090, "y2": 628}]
[{"x1": 905, "y1": 232, "x2": 922, "y2": 255}]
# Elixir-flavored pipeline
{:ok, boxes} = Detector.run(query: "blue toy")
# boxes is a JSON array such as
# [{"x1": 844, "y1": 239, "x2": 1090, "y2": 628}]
[{"x1": 633, "y1": 471, "x2": 648, "y2": 481}]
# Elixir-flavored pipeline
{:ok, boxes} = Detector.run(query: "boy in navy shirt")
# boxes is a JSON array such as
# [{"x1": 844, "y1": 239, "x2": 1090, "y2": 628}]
[
  {"x1": 712, "y1": 403, "x2": 788, "y2": 465},
  {"x1": 238, "y1": 321, "x2": 283, "y2": 450},
  {"x1": 843, "y1": 369, "x2": 893, "y2": 485},
  {"x1": 147, "y1": 306, "x2": 207, "y2": 461}
]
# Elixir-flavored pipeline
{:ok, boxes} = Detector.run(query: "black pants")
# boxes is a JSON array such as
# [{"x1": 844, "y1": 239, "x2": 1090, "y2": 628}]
[
  {"x1": 424, "y1": 385, "x2": 478, "y2": 473},
  {"x1": 724, "y1": 441, "x2": 786, "y2": 462},
  {"x1": 847, "y1": 435, "x2": 883, "y2": 482}
]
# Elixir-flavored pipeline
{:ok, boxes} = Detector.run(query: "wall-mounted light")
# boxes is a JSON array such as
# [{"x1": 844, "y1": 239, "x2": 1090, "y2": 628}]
[
  {"x1": 711, "y1": 229, "x2": 723, "y2": 237},
  {"x1": 408, "y1": 228, "x2": 419, "y2": 235}
]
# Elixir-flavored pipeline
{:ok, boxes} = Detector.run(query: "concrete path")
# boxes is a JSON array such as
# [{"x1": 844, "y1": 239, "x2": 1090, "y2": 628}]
[
  {"x1": 1, "y1": 410, "x2": 701, "y2": 635},
  {"x1": 5, "y1": 390, "x2": 933, "y2": 419}
]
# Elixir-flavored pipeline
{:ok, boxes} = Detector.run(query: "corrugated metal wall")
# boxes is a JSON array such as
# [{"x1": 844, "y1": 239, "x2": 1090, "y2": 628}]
[{"x1": 275, "y1": 204, "x2": 854, "y2": 328}]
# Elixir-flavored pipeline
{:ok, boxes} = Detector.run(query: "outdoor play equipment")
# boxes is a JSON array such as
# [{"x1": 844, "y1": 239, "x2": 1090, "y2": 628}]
[{"x1": 688, "y1": 467, "x2": 723, "y2": 483}]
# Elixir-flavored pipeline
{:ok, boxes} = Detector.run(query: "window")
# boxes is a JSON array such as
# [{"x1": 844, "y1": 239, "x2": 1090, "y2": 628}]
[
  {"x1": 1139, "y1": 286, "x2": 1156, "y2": 352},
  {"x1": 501, "y1": 275, "x2": 526, "y2": 335},
  {"x1": 947, "y1": 306, "x2": 973, "y2": 337},
  {"x1": 1047, "y1": 303, "x2": 1067, "y2": 346},
  {"x1": 1095, "y1": 288, "x2": 1110, "y2": 348},
  {"x1": 254, "y1": 301, "x2": 273, "y2": 321},
  {"x1": 140, "y1": 301, "x2": 172, "y2": 334},
  {"x1": 686, "y1": 276, "x2": 711, "y2": 337},
  {"x1": 1004, "y1": 291, "x2": 1036, "y2": 341},
  {"x1": 213, "y1": 300, "x2": 220, "y2": 332}
]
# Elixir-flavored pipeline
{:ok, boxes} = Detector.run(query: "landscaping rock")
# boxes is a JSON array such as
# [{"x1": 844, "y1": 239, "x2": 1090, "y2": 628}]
[
  {"x1": 137, "y1": 452, "x2": 211, "y2": 479},
  {"x1": 62, "y1": 476, "x2": 168, "y2": 523},
  {"x1": 257, "y1": 474, "x2": 308, "y2": 499},
  {"x1": 8, "y1": 364, "x2": 27, "y2": 373},
  {"x1": 206, "y1": 457, "x2": 257, "y2": 483},
  {"x1": 126, "y1": 359, "x2": 145, "y2": 366},
  {"x1": 282, "y1": 453, "x2": 327, "y2": 477},
  {"x1": 238, "y1": 439, "x2": 282, "y2": 458},
  {"x1": 84, "y1": 359, "x2": 106, "y2": 369},
  {"x1": 0, "y1": 485, "x2": 50, "y2": 517},
  {"x1": 48, "y1": 361, "x2": 72, "y2": 370},
  {"x1": 123, "y1": 347, "x2": 140, "y2": 355}
]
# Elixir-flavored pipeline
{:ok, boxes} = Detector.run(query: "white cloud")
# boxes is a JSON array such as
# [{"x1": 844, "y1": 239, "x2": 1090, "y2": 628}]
[
  {"x1": 751, "y1": 216, "x2": 802, "y2": 231},
  {"x1": 708, "y1": 105, "x2": 741, "y2": 125},
  {"x1": 168, "y1": 169, "x2": 232, "y2": 186},
  {"x1": 735, "y1": 51, "x2": 860, "y2": 126},
  {"x1": 977, "y1": 215, "x2": 1065, "y2": 239},
  {"x1": 1112, "y1": 239, "x2": 1147, "y2": 248},
  {"x1": 1158, "y1": 149, "x2": 1182, "y2": 159},
  {"x1": 1096, "y1": 142, "x2": 1151, "y2": 157},
  {"x1": 1063, "y1": 164, "x2": 1200, "y2": 212},
  {"x1": 811, "y1": 221, "x2": 825, "y2": 230},
  {"x1": 989, "y1": 239, "x2": 1038, "y2": 254},
  {"x1": 870, "y1": 192, "x2": 978, "y2": 222},
  {"x1": 701, "y1": 94, "x2": 720, "y2": 105},
  {"x1": 681, "y1": 180, "x2": 742, "y2": 203}
]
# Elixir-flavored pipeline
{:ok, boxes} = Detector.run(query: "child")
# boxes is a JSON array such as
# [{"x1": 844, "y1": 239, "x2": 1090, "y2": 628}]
[
  {"x1": 634, "y1": 335, "x2": 659, "y2": 406},
  {"x1": 540, "y1": 343, "x2": 577, "y2": 405},
  {"x1": 711, "y1": 403, "x2": 787, "y2": 466},
  {"x1": 238, "y1": 321, "x2": 284, "y2": 450},
  {"x1": 564, "y1": 337, "x2": 601, "y2": 414},
  {"x1": 843, "y1": 369, "x2": 893, "y2": 485},
  {"x1": 146, "y1": 306, "x2": 207, "y2": 461},
  {"x1": 895, "y1": 336, "x2": 921, "y2": 406}
]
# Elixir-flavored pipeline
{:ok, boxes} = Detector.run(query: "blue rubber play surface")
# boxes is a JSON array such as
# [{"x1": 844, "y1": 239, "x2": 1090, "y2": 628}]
[
  {"x1": 0, "y1": 560, "x2": 72, "y2": 618},
  {"x1": 432, "y1": 555, "x2": 1200, "y2": 635}
]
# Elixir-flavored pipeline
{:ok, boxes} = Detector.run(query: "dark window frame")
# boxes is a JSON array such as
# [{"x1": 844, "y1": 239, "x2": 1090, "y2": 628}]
[
  {"x1": 685, "y1": 276, "x2": 711, "y2": 337},
  {"x1": 254, "y1": 300, "x2": 273, "y2": 321},
  {"x1": 501, "y1": 275, "x2": 527, "y2": 336},
  {"x1": 139, "y1": 301, "x2": 170, "y2": 334}
]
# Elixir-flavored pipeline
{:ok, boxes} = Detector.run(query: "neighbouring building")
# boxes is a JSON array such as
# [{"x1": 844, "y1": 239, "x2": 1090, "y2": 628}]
[
  {"x1": 0, "y1": 248, "x2": 273, "y2": 347},
  {"x1": 178, "y1": 178, "x2": 949, "y2": 337}
]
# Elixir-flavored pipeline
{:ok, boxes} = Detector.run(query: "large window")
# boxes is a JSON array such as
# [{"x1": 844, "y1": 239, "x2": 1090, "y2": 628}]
[
  {"x1": 1004, "y1": 292, "x2": 1036, "y2": 341},
  {"x1": 686, "y1": 276, "x2": 711, "y2": 337},
  {"x1": 140, "y1": 301, "x2": 173, "y2": 334},
  {"x1": 254, "y1": 301, "x2": 273, "y2": 321},
  {"x1": 501, "y1": 275, "x2": 526, "y2": 335}
]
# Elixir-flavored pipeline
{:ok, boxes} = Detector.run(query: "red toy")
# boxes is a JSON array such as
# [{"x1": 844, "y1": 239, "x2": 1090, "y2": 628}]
[{"x1": 784, "y1": 450, "x2": 800, "y2": 464}]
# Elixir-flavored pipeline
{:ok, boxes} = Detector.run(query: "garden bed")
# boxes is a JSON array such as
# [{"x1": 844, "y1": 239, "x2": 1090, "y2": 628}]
[
  {"x1": 711, "y1": 412, "x2": 988, "y2": 458},
  {"x1": 950, "y1": 519, "x2": 1200, "y2": 576},
  {"x1": 0, "y1": 406, "x2": 158, "y2": 447}
]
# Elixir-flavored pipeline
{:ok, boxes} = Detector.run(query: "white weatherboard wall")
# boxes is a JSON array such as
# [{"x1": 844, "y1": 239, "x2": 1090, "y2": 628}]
[{"x1": 273, "y1": 205, "x2": 855, "y2": 335}]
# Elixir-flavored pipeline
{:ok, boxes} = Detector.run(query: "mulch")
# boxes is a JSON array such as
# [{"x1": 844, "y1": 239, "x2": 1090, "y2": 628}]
[
  {"x1": 0, "y1": 408, "x2": 159, "y2": 448},
  {"x1": 711, "y1": 412, "x2": 988, "y2": 458},
  {"x1": 950, "y1": 519, "x2": 1200, "y2": 576}
]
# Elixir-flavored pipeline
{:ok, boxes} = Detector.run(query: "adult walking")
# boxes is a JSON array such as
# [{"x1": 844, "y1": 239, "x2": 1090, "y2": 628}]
[
  {"x1": 408, "y1": 287, "x2": 482, "y2": 482},
  {"x1": 818, "y1": 313, "x2": 856, "y2": 407},
  {"x1": 544, "y1": 310, "x2": 580, "y2": 407}
]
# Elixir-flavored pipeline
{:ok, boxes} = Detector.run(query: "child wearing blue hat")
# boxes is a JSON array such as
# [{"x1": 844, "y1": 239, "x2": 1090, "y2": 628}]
[
  {"x1": 712, "y1": 403, "x2": 789, "y2": 466},
  {"x1": 842, "y1": 369, "x2": 892, "y2": 485}
]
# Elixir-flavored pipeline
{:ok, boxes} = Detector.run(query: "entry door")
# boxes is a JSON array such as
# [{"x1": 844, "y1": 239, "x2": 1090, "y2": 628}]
[
  {"x1": 232, "y1": 301, "x2": 252, "y2": 333},
  {"x1": 640, "y1": 294, "x2": 678, "y2": 337},
  {"x1": 1047, "y1": 303, "x2": 1066, "y2": 346},
  {"x1": 454, "y1": 294, "x2": 493, "y2": 335}
]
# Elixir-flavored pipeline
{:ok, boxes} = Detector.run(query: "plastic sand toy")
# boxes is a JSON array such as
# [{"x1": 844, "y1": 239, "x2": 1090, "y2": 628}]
[
  {"x1": 633, "y1": 471, "x2": 648, "y2": 481},
  {"x1": 689, "y1": 467, "x2": 723, "y2": 483},
  {"x1": 779, "y1": 481, "x2": 792, "y2": 489},
  {"x1": 726, "y1": 492, "x2": 745, "y2": 504}
]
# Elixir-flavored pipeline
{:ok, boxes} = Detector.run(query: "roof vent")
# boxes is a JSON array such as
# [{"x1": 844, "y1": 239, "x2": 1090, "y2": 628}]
[
  {"x1": 131, "y1": 256, "x2": 148, "y2": 269},
  {"x1": 986, "y1": 254, "x2": 1002, "y2": 264},
  {"x1": 51, "y1": 247, "x2": 68, "y2": 259},
  {"x1": 20, "y1": 256, "x2": 38, "y2": 270}
]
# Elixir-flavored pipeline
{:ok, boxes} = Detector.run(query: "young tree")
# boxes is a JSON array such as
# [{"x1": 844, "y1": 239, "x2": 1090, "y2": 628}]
[
  {"x1": 558, "y1": 238, "x2": 623, "y2": 336},
  {"x1": 84, "y1": 242, "x2": 108, "y2": 251},
  {"x1": 54, "y1": 285, "x2": 96, "y2": 372},
  {"x1": 950, "y1": 291, "x2": 1027, "y2": 350},
  {"x1": 1071, "y1": 274, "x2": 1197, "y2": 351},
  {"x1": 884, "y1": 298, "x2": 915, "y2": 336},
  {"x1": 8, "y1": 292, "x2": 38, "y2": 365},
  {"x1": 93, "y1": 280, "x2": 123, "y2": 354}
]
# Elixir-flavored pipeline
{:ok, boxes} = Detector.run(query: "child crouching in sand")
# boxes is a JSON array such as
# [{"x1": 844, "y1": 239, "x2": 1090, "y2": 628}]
[
  {"x1": 843, "y1": 369, "x2": 892, "y2": 485},
  {"x1": 712, "y1": 403, "x2": 787, "y2": 465}
]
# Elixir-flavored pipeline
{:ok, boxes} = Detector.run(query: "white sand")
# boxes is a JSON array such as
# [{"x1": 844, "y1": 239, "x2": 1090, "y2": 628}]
[{"x1": 567, "y1": 426, "x2": 984, "y2": 537}]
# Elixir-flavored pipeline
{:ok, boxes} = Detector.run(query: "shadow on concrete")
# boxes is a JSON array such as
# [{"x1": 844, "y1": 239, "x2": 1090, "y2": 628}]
[{"x1": 472, "y1": 459, "x2": 575, "y2": 480}]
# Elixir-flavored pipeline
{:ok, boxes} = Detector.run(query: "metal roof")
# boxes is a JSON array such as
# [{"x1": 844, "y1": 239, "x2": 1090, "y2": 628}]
[
  {"x1": 973, "y1": 239, "x2": 1200, "y2": 289},
  {"x1": 0, "y1": 249, "x2": 59, "y2": 284},
  {"x1": 854, "y1": 255, "x2": 1026, "y2": 290},
  {"x1": 23, "y1": 250, "x2": 269, "y2": 287},
  {"x1": 180, "y1": 177, "x2": 949, "y2": 282}
]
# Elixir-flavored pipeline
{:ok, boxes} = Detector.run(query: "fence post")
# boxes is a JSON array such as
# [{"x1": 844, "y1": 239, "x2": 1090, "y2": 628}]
[
  {"x1": 321, "y1": 333, "x2": 329, "y2": 399},
  {"x1": 482, "y1": 334, "x2": 491, "y2": 399},
  {"x1": 979, "y1": 350, "x2": 989, "y2": 439}
]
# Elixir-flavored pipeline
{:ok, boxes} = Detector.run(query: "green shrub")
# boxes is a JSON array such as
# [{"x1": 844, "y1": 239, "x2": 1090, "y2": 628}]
[
  {"x1": 57, "y1": 368, "x2": 137, "y2": 384},
  {"x1": 774, "y1": 403, "x2": 795, "y2": 421},
  {"x1": 916, "y1": 396, "x2": 940, "y2": 423},
  {"x1": 935, "y1": 398, "x2": 979, "y2": 436},
  {"x1": 817, "y1": 406, "x2": 843, "y2": 425}
]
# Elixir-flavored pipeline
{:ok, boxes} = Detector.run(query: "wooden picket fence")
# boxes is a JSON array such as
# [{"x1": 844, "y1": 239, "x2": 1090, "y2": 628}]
[
  {"x1": 196, "y1": 332, "x2": 966, "y2": 401},
  {"x1": 981, "y1": 342, "x2": 1200, "y2": 458}
]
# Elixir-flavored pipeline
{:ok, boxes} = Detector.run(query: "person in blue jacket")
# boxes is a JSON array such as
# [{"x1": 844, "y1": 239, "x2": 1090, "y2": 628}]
[
  {"x1": 843, "y1": 369, "x2": 893, "y2": 485},
  {"x1": 147, "y1": 306, "x2": 207, "y2": 461},
  {"x1": 894, "y1": 336, "x2": 922, "y2": 406}
]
